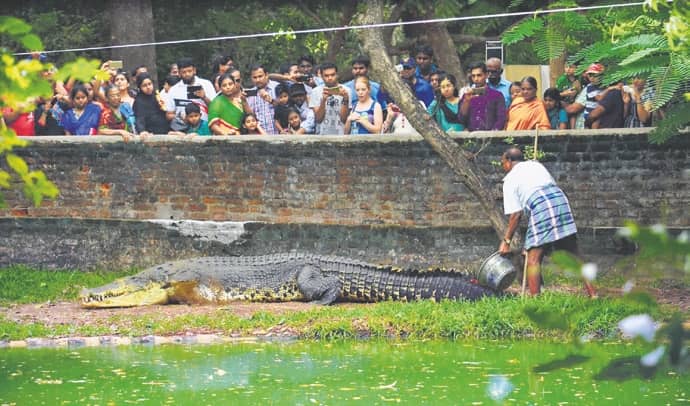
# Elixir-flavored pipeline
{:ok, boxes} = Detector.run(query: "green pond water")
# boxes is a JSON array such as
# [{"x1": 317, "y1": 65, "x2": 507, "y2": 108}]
[{"x1": 0, "y1": 340, "x2": 686, "y2": 405}]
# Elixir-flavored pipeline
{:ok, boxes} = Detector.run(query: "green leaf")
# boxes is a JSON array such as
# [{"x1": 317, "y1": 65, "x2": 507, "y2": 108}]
[
  {"x1": 54, "y1": 58, "x2": 103, "y2": 84},
  {"x1": 664, "y1": 313, "x2": 685, "y2": 365},
  {"x1": 534, "y1": 26, "x2": 565, "y2": 62},
  {"x1": 0, "y1": 170, "x2": 10, "y2": 188},
  {"x1": 0, "y1": 16, "x2": 32, "y2": 35},
  {"x1": 502, "y1": 18, "x2": 544, "y2": 45},
  {"x1": 6, "y1": 153, "x2": 29, "y2": 176},
  {"x1": 0, "y1": 128, "x2": 29, "y2": 153},
  {"x1": 20, "y1": 34, "x2": 43, "y2": 51},
  {"x1": 523, "y1": 304, "x2": 571, "y2": 331},
  {"x1": 620, "y1": 47, "x2": 662, "y2": 65},
  {"x1": 622, "y1": 291, "x2": 658, "y2": 308},
  {"x1": 550, "y1": 251, "x2": 582, "y2": 274},
  {"x1": 649, "y1": 103, "x2": 690, "y2": 144}
]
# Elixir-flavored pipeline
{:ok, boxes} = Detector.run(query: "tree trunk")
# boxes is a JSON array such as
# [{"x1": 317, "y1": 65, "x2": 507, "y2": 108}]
[
  {"x1": 325, "y1": 2, "x2": 358, "y2": 63},
  {"x1": 109, "y1": 0, "x2": 157, "y2": 84},
  {"x1": 360, "y1": 0, "x2": 509, "y2": 240},
  {"x1": 550, "y1": 52, "x2": 566, "y2": 89},
  {"x1": 422, "y1": 10, "x2": 466, "y2": 86}
]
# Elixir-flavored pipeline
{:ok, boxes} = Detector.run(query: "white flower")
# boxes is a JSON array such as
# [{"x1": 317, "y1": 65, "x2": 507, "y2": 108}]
[
  {"x1": 677, "y1": 231, "x2": 689, "y2": 243},
  {"x1": 617, "y1": 226, "x2": 634, "y2": 238},
  {"x1": 640, "y1": 346, "x2": 665, "y2": 367},
  {"x1": 581, "y1": 263, "x2": 598, "y2": 282},
  {"x1": 618, "y1": 314, "x2": 657, "y2": 342},
  {"x1": 622, "y1": 280, "x2": 635, "y2": 294},
  {"x1": 650, "y1": 224, "x2": 666, "y2": 235},
  {"x1": 486, "y1": 375, "x2": 513, "y2": 401}
]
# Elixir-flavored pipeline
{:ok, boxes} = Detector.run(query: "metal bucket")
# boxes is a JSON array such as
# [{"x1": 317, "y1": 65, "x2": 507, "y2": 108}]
[{"x1": 478, "y1": 251, "x2": 517, "y2": 291}]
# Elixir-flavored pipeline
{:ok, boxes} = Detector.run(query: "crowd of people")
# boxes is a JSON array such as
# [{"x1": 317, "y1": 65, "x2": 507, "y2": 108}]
[{"x1": 3, "y1": 45, "x2": 656, "y2": 138}]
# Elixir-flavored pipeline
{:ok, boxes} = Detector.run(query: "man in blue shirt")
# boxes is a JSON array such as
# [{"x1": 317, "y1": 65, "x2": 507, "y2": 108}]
[
  {"x1": 344, "y1": 55, "x2": 386, "y2": 108},
  {"x1": 486, "y1": 57, "x2": 512, "y2": 108},
  {"x1": 414, "y1": 44, "x2": 438, "y2": 82},
  {"x1": 399, "y1": 60, "x2": 434, "y2": 107}
]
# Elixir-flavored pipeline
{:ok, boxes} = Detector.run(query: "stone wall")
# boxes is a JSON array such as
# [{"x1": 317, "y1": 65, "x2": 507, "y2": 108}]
[
  {"x1": 0, "y1": 129, "x2": 688, "y2": 271},
  {"x1": 0, "y1": 218, "x2": 637, "y2": 271}
]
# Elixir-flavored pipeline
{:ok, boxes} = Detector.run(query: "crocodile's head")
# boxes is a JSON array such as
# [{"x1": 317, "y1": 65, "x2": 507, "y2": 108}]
[{"x1": 80, "y1": 278, "x2": 170, "y2": 308}]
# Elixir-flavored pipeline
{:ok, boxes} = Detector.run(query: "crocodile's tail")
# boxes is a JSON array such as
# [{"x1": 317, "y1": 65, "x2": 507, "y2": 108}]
[{"x1": 339, "y1": 266, "x2": 495, "y2": 302}]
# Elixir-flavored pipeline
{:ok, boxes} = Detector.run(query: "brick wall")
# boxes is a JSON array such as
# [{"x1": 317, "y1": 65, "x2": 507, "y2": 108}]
[{"x1": 1, "y1": 129, "x2": 688, "y2": 228}]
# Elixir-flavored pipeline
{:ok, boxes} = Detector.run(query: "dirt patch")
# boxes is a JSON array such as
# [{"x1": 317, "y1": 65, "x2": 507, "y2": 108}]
[
  {"x1": 2, "y1": 301, "x2": 319, "y2": 333},
  {"x1": 2, "y1": 285, "x2": 687, "y2": 338}
]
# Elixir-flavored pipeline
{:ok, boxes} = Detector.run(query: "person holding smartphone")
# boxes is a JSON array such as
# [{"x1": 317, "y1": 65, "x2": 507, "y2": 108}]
[
  {"x1": 245, "y1": 64, "x2": 280, "y2": 134},
  {"x1": 458, "y1": 61, "x2": 506, "y2": 131},
  {"x1": 164, "y1": 57, "x2": 216, "y2": 132},
  {"x1": 309, "y1": 62, "x2": 351, "y2": 135}
]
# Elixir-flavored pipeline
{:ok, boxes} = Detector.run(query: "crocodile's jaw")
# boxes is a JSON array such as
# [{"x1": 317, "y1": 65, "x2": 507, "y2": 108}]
[{"x1": 80, "y1": 282, "x2": 170, "y2": 308}]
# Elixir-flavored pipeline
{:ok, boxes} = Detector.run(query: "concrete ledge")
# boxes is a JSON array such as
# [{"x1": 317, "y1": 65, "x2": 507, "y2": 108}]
[
  {"x1": 21, "y1": 127, "x2": 657, "y2": 144},
  {"x1": 2, "y1": 218, "x2": 677, "y2": 272}
]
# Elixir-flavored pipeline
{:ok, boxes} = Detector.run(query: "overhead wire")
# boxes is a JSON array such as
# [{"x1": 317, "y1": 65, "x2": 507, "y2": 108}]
[{"x1": 13, "y1": 1, "x2": 652, "y2": 56}]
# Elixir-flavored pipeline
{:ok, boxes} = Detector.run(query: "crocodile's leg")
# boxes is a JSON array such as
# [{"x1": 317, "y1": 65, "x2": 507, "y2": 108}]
[{"x1": 296, "y1": 265, "x2": 342, "y2": 305}]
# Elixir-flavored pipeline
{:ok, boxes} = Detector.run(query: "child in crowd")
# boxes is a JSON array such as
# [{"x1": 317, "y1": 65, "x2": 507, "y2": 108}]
[
  {"x1": 168, "y1": 103, "x2": 210, "y2": 136},
  {"x1": 61, "y1": 83, "x2": 102, "y2": 135},
  {"x1": 556, "y1": 63, "x2": 581, "y2": 104},
  {"x1": 286, "y1": 107, "x2": 303, "y2": 134},
  {"x1": 160, "y1": 75, "x2": 181, "y2": 101},
  {"x1": 273, "y1": 84, "x2": 292, "y2": 133},
  {"x1": 509, "y1": 81, "x2": 522, "y2": 105},
  {"x1": 543, "y1": 87, "x2": 568, "y2": 130},
  {"x1": 240, "y1": 112, "x2": 266, "y2": 135}
]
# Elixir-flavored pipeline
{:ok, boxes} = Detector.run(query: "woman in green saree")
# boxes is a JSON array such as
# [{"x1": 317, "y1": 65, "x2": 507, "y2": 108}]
[{"x1": 208, "y1": 71, "x2": 252, "y2": 135}]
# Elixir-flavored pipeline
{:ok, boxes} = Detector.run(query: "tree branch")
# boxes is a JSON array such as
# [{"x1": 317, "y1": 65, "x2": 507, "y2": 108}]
[
  {"x1": 360, "y1": 0, "x2": 509, "y2": 240},
  {"x1": 325, "y1": 2, "x2": 357, "y2": 62},
  {"x1": 294, "y1": 0, "x2": 325, "y2": 25}
]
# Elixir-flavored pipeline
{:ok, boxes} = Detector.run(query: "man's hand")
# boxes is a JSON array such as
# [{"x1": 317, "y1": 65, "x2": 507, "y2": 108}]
[
  {"x1": 258, "y1": 89, "x2": 272, "y2": 104},
  {"x1": 498, "y1": 240, "x2": 512, "y2": 255},
  {"x1": 193, "y1": 88, "x2": 206, "y2": 100}
]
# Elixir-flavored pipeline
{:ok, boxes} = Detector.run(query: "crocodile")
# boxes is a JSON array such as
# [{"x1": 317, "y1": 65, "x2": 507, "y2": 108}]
[{"x1": 80, "y1": 253, "x2": 498, "y2": 308}]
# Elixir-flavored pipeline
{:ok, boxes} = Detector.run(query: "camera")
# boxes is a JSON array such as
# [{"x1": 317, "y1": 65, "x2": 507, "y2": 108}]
[
  {"x1": 244, "y1": 88, "x2": 258, "y2": 97},
  {"x1": 296, "y1": 74, "x2": 312, "y2": 83},
  {"x1": 186, "y1": 85, "x2": 203, "y2": 99}
]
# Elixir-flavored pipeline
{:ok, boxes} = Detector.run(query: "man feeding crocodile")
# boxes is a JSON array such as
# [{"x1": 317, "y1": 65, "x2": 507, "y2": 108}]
[{"x1": 498, "y1": 147, "x2": 596, "y2": 297}]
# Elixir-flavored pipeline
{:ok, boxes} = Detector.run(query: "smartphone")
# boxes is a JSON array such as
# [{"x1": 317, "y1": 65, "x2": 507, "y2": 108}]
[
  {"x1": 110, "y1": 60, "x2": 123, "y2": 69},
  {"x1": 244, "y1": 88, "x2": 258, "y2": 97},
  {"x1": 187, "y1": 85, "x2": 203, "y2": 99},
  {"x1": 326, "y1": 86, "x2": 340, "y2": 93},
  {"x1": 471, "y1": 86, "x2": 486, "y2": 95}
]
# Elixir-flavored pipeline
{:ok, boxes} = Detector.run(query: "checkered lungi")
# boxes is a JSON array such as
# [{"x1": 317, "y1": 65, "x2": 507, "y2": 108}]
[{"x1": 524, "y1": 184, "x2": 577, "y2": 249}]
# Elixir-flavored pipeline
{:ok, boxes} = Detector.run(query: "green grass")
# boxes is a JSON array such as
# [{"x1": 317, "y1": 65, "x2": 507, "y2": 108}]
[
  {"x1": 0, "y1": 265, "x2": 137, "y2": 305},
  {"x1": 0, "y1": 266, "x2": 677, "y2": 342},
  {"x1": 0, "y1": 293, "x2": 662, "y2": 342}
]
